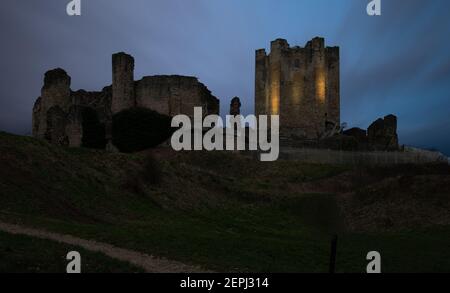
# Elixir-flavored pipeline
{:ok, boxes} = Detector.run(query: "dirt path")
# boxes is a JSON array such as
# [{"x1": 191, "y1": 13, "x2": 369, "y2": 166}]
[{"x1": 0, "y1": 222, "x2": 208, "y2": 273}]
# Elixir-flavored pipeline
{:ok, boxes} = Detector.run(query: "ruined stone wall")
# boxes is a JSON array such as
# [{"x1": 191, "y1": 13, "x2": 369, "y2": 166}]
[
  {"x1": 33, "y1": 69, "x2": 71, "y2": 141},
  {"x1": 68, "y1": 88, "x2": 112, "y2": 147},
  {"x1": 255, "y1": 37, "x2": 340, "y2": 139},
  {"x1": 32, "y1": 52, "x2": 219, "y2": 149},
  {"x1": 255, "y1": 49, "x2": 267, "y2": 117},
  {"x1": 367, "y1": 114, "x2": 399, "y2": 151},
  {"x1": 326, "y1": 46, "x2": 340, "y2": 129},
  {"x1": 135, "y1": 75, "x2": 219, "y2": 119},
  {"x1": 112, "y1": 52, "x2": 135, "y2": 114},
  {"x1": 32, "y1": 68, "x2": 112, "y2": 148}
]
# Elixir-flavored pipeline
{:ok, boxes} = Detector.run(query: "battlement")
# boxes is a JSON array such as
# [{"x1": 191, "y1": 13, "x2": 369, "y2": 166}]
[
  {"x1": 258, "y1": 37, "x2": 337, "y2": 57},
  {"x1": 270, "y1": 38, "x2": 290, "y2": 52},
  {"x1": 256, "y1": 49, "x2": 267, "y2": 58},
  {"x1": 305, "y1": 37, "x2": 325, "y2": 50}
]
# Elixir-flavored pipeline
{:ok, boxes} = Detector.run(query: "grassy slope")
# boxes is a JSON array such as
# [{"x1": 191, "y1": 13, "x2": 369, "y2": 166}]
[
  {"x1": 0, "y1": 131, "x2": 449, "y2": 272},
  {"x1": 0, "y1": 231, "x2": 143, "y2": 273}
]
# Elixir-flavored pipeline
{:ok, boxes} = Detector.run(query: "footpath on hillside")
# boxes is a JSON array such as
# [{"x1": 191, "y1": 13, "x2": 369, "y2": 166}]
[{"x1": 0, "y1": 222, "x2": 208, "y2": 273}]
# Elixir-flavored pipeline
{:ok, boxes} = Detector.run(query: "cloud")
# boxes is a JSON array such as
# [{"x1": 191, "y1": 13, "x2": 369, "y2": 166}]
[{"x1": 0, "y1": 0, "x2": 449, "y2": 153}]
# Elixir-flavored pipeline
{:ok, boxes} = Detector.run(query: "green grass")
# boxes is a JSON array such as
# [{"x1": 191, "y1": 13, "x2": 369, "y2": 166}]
[
  {"x1": 6, "y1": 194, "x2": 450, "y2": 273},
  {"x1": 0, "y1": 131, "x2": 450, "y2": 272},
  {"x1": 0, "y1": 231, "x2": 144, "y2": 273},
  {"x1": 336, "y1": 228, "x2": 450, "y2": 273},
  {"x1": 1, "y1": 195, "x2": 336, "y2": 272}
]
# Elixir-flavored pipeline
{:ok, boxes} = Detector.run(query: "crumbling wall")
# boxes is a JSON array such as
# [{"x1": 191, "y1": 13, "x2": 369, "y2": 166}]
[
  {"x1": 341, "y1": 114, "x2": 399, "y2": 151},
  {"x1": 32, "y1": 52, "x2": 219, "y2": 150},
  {"x1": 112, "y1": 52, "x2": 135, "y2": 114},
  {"x1": 368, "y1": 114, "x2": 399, "y2": 151},
  {"x1": 66, "y1": 105, "x2": 84, "y2": 147},
  {"x1": 45, "y1": 106, "x2": 68, "y2": 146},
  {"x1": 33, "y1": 68, "x2": 71, "y2": 140},
  {"x1": 135, "y1": 75, "x2": 219, "y2": 118}
]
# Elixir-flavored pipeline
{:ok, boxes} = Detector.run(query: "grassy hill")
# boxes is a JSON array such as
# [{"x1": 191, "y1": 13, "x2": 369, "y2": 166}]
[
  {"x1": 0, "y1": 131, "x2": 450, "y2": 272},
  {"x1": 0, "y1": 231, "x2": 143, "y2": 273}
]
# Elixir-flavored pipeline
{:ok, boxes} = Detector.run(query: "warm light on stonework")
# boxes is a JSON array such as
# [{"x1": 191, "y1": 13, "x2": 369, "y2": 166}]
[
  {"x1": 270, "y1": 68, "x2": 280, "y2": 115},
  {"x1": 271, "y1": 91, "x2": 279, "y2": 115},
  {"x1": 316, "y1": 71, "x2": 326, "y2": 103}
]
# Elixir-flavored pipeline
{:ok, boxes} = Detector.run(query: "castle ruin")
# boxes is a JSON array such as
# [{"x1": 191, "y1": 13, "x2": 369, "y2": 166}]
[
  {"x1": 32, "y1": 37, "x2": 399, "y2": 153},
  {"x1": 32, "y1": 52, "x2": 219, "y2": 148},
  {"x1": 255, "y1": 37, "x2": 340, "y2": 140}
]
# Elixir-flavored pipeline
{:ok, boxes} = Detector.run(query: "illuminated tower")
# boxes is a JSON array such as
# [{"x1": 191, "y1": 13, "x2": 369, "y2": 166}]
[{"x1": 255, "y1": 37, "x2": 340, "y2": 139}]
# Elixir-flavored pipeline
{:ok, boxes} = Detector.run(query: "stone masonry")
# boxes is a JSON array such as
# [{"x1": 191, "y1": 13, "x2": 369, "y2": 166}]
[
  {"x1": 255, "y1": 37, "x2": 340, "y2": 139},
  {"x1": 33, "y1": 41, "x2": 399, "y2": 153},
  {"x1": 32, "y1": 52, "x2": 219, "y2": 148}
]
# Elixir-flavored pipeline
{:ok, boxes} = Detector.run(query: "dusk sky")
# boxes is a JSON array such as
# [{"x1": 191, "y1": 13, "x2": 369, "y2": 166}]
[{"x1": 1, "y1": 0, "x2": 449, "y2": 154}]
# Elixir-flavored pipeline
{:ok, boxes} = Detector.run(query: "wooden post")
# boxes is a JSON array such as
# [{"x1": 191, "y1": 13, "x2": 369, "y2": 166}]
[{"x1": 329, "y1": 234, "x2": 338, "y2": 273}]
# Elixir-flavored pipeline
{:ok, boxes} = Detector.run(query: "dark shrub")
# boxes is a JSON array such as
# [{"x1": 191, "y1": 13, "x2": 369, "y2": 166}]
[{"x1": 112, "y1": 107, "x2": 173, "y2": 153}]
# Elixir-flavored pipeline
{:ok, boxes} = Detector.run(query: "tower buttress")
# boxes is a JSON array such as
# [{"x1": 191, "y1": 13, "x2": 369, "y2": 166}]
[{"x1": 112, "y1": 52, "x2": 135, "y2": 114}]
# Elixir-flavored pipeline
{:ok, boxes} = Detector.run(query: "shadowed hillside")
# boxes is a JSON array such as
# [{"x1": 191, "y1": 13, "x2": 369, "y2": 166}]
[{"x1": 1, "y1": 131, "x2": 450, "y2": 272}]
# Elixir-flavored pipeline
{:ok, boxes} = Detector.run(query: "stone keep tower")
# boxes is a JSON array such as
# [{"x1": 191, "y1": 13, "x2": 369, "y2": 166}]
[{"x1": 255, "y1": 37, "x2": 340, "y2": 139}]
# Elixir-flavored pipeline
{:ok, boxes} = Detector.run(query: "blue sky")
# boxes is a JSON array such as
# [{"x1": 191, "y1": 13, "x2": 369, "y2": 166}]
[{"x1": 1, "y1": 0, "x2": 449, "y2": 154}]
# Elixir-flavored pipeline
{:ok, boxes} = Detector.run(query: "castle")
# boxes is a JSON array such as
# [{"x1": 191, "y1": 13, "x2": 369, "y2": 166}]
[
  {"x1": 32, "y1": 37, "x2": 398, "y2": 152},
  {"x1": 32, "y1": 52, "x2": 219, "y2": 148},
  {"x1": 255, "y1": 37, "x2": 340, "y2": 140}
]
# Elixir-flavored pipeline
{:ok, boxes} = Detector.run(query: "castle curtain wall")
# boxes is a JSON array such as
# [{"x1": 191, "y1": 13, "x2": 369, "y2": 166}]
[{"x1": 32, "y1": 53, "x2": 219, "y2": 149}]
